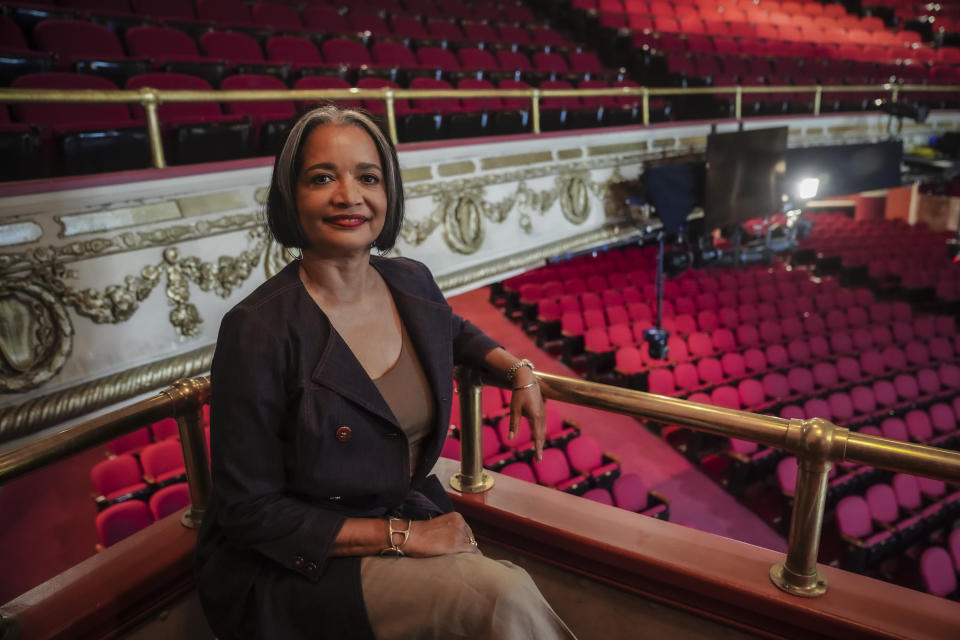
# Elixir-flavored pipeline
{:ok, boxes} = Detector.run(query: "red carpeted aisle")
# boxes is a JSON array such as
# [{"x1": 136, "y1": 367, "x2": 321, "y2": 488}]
[{"x1": 449, "y1": 286, "x2": 788, "y2": 553}]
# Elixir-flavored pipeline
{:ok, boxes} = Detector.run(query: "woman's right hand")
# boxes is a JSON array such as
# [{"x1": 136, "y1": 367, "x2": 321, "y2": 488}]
[{"x1": 402, "y1": 512, "x2": 479, "y2": 557}]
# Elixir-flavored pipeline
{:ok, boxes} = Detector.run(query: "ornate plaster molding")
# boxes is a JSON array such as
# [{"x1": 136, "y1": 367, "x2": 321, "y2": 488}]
[
  {"x1": 0, "y1": 212, "x2": 262, "y2": 275},
  {"x1": 0, "y1": 228, "x2": 268, "y2": 394}
]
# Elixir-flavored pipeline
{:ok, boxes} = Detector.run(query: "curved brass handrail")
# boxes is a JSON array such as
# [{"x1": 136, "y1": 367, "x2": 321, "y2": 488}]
[
  {"x1": 0, "y1": 377, "x2": 211, "y2": 529},
  {"x1": 0, "y1": 82, "x2": 953, "y2": 164},
  {"x1": 453, "y1": 368, "x2": 960, "y2": 599},
  {"x1": 3, "y1": 370, "x2": 959, "y2": 600}
]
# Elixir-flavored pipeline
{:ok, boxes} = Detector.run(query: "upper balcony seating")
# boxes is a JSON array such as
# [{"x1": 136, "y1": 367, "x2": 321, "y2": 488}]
[
  {"x1": 125, "y1": 25, "x2": 228, "y2": 87},
  {"x1": 33, "y1": 18, "x2": 151, "y2": 86},
  {"x1": 250, "y1": 1, "x2": 301, "y2": 30},
  {"x1": 11, "y1": 71, "x2": 152, "y2": 174},
  {"x1": 220, "y1": 73, "x2": 296, "y2": 155},
  {"x1": 125, "y1": 72, "x2": 253, "y2": 164}
]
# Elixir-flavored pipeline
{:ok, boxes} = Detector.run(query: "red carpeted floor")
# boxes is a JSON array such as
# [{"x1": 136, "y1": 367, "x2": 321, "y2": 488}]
[{"x1": 448, "y1": 287, "x2": 787, "y2": 553}]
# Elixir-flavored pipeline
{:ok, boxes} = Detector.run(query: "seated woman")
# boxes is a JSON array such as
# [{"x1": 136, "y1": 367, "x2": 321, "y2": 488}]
[{"x1": 196, "y1": 105, "x2": 576, "y2": 640}]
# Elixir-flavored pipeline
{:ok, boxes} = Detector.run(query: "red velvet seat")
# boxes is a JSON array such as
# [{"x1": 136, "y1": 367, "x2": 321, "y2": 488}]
[
  {"x1": 90, "y1": 454, "x2": 149, "y2": 505},
  {"x1": 196, "y1": 0, "x2": 251, "y2": 25},
  {"x1": 532, "y1": 448, "x2": 588, "y2": 493},
  {"x1": 148, "y1": 482, "x2": 191, "y2": 519},
  {"x1": 140, "y1": 439, "x2": 186, "y2": 484},
  {"x1": 95, "y1": 500, "x2": 154, "y2": 550},
  {"x1": 221, "y1": 73, "x2": 295, "y2": 154},
  {"x1": 251, "y1": 2, "x2": 301, "y2": 29},
  {"x1": 126, "y1": 72, "x2": 253, "y2": 164}
]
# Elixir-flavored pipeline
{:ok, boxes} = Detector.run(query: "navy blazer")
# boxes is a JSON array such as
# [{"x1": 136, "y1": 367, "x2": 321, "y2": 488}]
[{"x1": 196, "y1": 256, "x2": 498, "y2": 640}]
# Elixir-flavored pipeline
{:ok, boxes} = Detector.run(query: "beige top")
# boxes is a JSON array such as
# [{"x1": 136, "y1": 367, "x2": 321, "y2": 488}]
[{"x1": 372, "y1": 323, "x2": 434, "y2": 475}]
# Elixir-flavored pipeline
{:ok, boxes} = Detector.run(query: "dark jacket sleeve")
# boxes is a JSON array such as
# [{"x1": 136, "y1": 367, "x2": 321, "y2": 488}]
[
  {"x1": 208, "y1": 307, "x2": 346, "y2": 582},
  {"x1": 415, "y1": 260, "x2": 499, "y2": 366}
]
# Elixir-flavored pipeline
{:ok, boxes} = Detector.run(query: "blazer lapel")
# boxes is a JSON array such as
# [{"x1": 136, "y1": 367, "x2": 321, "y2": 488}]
[{"x1": 307, "y1": 257, "x2": 455, "y2": 442}]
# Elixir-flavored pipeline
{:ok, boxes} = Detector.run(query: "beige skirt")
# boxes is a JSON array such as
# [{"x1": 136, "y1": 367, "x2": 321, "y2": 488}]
[{"x1": 360, "y1": 552, "x2": 577, "y2": 640}]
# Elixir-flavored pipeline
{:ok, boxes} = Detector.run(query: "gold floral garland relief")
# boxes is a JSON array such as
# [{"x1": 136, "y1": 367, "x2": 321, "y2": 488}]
[{"x1": 0, "y1": 228, "x2": 269, "y2": 396}]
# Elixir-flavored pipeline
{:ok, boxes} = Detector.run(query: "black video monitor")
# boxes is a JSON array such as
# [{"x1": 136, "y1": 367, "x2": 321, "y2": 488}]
[
  {"x1": 705, "y1": 126, "x2": 788, "y2": 230},
  {"x1": 783, "y1": 140, "x2": 903, "y2": 199}
]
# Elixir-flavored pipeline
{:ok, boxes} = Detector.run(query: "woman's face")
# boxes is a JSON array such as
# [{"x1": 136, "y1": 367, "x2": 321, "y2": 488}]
[{"x1": 295, "y1": 124, "x2": 388, "y2": 257}]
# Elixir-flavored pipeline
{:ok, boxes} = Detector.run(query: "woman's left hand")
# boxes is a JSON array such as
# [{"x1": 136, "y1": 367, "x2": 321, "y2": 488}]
[{"x1": 508, "y1": 367, "x2": 545, "y2": 461}]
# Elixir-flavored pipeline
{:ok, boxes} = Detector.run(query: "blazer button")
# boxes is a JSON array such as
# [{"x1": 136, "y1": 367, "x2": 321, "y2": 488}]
[
  {"x1": 335, "y1": 426, "x2": 352, "y2": 442},
  {"x1": 293, "y1": 555, "x2": 305, "y2": 568}
]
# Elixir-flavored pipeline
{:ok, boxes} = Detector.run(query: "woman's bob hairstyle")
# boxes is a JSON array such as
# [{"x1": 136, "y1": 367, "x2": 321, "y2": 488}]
[{"x1": 265, "y1": 105, "x2": 404, "y2": 252}]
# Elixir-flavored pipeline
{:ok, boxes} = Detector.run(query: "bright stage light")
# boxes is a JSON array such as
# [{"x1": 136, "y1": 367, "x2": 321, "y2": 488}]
[{"x1": 796, "y1": 177, "x2": 820, "y2": 200}]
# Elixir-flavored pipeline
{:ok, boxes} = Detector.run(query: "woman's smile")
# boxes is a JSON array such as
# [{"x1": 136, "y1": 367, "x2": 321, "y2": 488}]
[{"x1": 325, "y1": 214, "x2": 371, "y2": 228}]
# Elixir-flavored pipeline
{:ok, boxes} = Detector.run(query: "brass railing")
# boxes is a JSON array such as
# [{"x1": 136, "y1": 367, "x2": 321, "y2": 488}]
[
  {"x1": 3, "y1": 371, "x2": 960, "y2": 600},
  {"x1": 453, "y1": 368, "x2": 960, "y2": 599},
  {"x1": 0, "y1": 377, "x2": 211, "y2": 529},
  {"x1": 0, "y1": 83, "x2": 954, "y2": 167}
]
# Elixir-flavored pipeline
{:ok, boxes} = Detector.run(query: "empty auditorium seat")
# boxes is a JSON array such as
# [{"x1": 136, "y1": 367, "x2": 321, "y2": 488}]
[
  {"x1": 532, "y1": 448, "x2": 589, "y2": 493},
  {"x1": 200, "y1": 30, "x2": 284, "y2": 78},
  {"x1": 220, "y1": 74, "x2": 295, "y2": 155},
  {"x1": 611, "y1": 473, "x2": 669, "y2": 519},
  {"x1": 126, "y1": 25, "x2": 228, "y2": 87},
  {"x1": 9, "y1": 77, "x2": 156, "y2": 176},
  {"x1": 140, "y1": 439, "x2": 186, "y2": 485},
  {"x1": 148, "y1": 481, "x2": 191, "y2": 519},
  {"x1": 107, "y1": 427, "x2": 153, "y2": 456},
  {"x1": 149, "y1": 417, "x2": 180, "y2": 441},
  {"x1": 920, "y1": 546, "x2": 957, "y2": 597},
  {"x1": 34, "y1": 19, "x2": 150, "y2": 85},
  {"x1": 89, "y1": 454, "x2": 150, "y2": 508},
  {"x1": 95, "y1": 499, "x2": 154, "y2": 550},
  {"x1": 565, "y1": 435, "x2": 621, "y2": 485},
  {"x1": 126, "y1": 72, "x2": 253, "y2": 164},
  {"x1": 252, "y1": 2, "x2": 301, "y2": 30}
]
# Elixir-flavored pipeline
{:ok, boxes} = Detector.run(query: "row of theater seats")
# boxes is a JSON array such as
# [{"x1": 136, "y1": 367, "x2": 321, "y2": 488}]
[
  {"x1": 917, "y1": 529, "x2": 960, "y2": 598},
  {"x1": 1, "y1": 14, "x2": 591, "y2": 86},
  {"x1": 0, "y1": 0, "x2": 539, "y2": 27},
  {"x1": 90, "y1": 408, "x2": 209, "y2": 549},
  {"x1": 441, "y1": 385, "x2": 671, "y2": 520},
  {"x1": 583, "y1": 0, "x2": 954, "y2": 38},
  {"x1": 0, "y1": 69, "x2": 645, "y2": 180},
  {"x1": 491, "y1": 228, "x2": 960, "y2": 598},
  {"x1": 801, "y1": 212, "x2": 960, "y2": 307}
]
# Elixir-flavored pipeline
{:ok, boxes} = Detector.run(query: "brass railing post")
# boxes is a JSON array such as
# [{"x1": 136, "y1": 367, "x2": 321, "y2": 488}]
[
  {"x1": 384, "y1": 89, "x2": 399, "y2": 145},
  {"x1": 813, "y1": 85, "x2": 822, "y2": 116},
  {"x1": 450, "y1": 368, "x2": 494, "y2": 493},
  {"x1": 162, "y1": 377, "x2": 211, "y2": 529},
  {"x1": 138, "y1": 87, "x2": 166, "y2": 169},
  {"x1": 641, "y1": 88, "x2": 650, "y2": 126},
  {"x1": 531, "y1": 88, "x2": 541, "y2": 134},
  {"x1": 771, "y1": 418, "x2": 846, "y2": 597},
  {"x1": 735, "y1": 86, "x2": 743, "y2": 120}
]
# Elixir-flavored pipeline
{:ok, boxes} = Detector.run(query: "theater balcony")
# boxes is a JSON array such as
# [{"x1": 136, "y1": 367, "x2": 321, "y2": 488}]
[{"x1": 2, "y1": 371, "x2": 959, "y2": 639}]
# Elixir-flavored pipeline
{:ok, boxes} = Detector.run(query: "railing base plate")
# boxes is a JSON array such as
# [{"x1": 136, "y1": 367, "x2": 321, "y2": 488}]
[
  {"x1": 450, "y1": 472, "x2": 495, "y2": 494},
  {"x1": 769, "y1": 561, "x2": 828, "y2": 597},
  {"x1": 180, "y1": 507, "x2": 203, "y2": 530}
]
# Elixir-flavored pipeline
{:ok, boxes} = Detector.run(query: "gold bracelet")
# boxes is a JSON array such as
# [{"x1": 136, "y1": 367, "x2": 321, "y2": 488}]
[
  {"x1": 379, "y1": 517, "x2": 412, "y2": 557},
  {"x1": 513, "y1": 381, "x2": 537, "y2": 391},
  {"x1": 506, "y1": 358, "x2": 535, "y2": 383}
]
